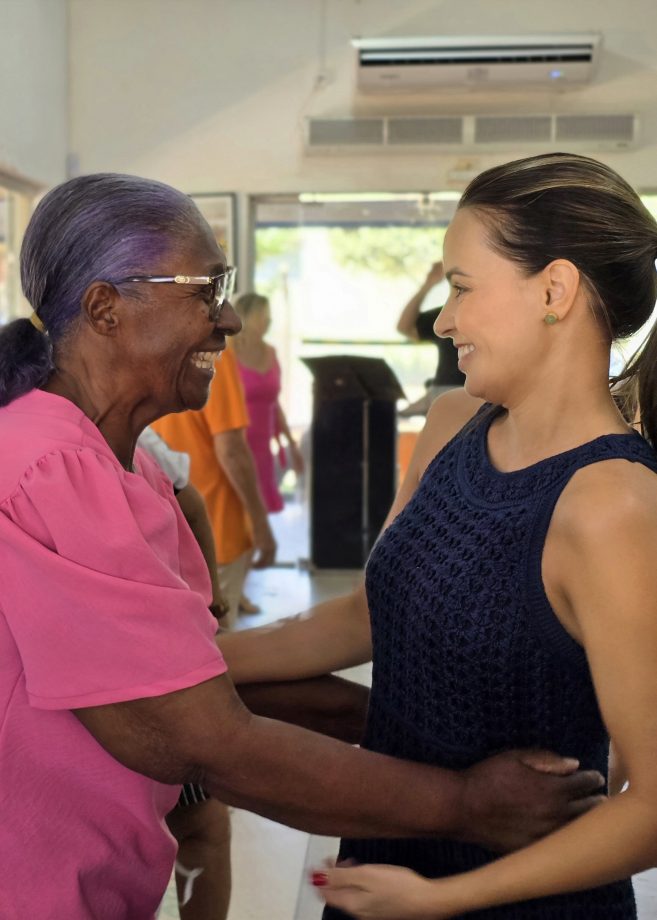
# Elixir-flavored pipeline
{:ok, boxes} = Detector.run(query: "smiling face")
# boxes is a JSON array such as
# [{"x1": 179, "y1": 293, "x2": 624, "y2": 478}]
[
  {"x1": 112, "y1": 219, "x2": 242, "y2": 415},
  {"x1": 436, "y1": 207, "x2": 552, "y2": 406}
]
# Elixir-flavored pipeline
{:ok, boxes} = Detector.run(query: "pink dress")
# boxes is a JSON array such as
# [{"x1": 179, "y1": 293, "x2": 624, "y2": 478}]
[
  {"x1": 0, "y1": 389, "x2": 226, "y2": 919},
  {"x1": 238, "y1": 353, "x2": 284, "y2": 513}
]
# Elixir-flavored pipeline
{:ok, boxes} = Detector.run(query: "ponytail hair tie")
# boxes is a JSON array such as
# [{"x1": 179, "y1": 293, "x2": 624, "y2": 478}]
[{"x1": 29, "y1": 312, "x2": 46, "y2": 333}]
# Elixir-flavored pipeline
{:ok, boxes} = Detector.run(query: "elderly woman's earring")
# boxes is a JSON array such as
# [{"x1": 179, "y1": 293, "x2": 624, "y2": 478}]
[{"x1": 544, "y1": 312, "x2": 559, "y2": 325}]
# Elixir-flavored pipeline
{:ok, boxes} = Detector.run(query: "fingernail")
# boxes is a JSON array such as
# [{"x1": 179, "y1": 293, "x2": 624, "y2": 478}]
[{"x1": 311, "y1": 871, "x2": 328, "y2": 887}]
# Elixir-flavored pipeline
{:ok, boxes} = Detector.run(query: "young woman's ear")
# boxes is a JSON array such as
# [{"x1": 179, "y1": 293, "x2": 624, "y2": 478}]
[{"x1": 541, "y1": 259, "x2": 580, "y2": 322}]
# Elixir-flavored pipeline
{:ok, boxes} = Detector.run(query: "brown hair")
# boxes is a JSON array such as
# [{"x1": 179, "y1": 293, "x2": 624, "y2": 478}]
[
  {"x1": 233, "y1": 292, "x2": 269, "y2": 319},
  {"x1": 459, "y1": 152, "x2": 657, "y2": 443}
]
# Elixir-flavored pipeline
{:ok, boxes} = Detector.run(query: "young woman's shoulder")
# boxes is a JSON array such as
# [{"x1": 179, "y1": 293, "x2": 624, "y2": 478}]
[
  {"x1": 415, "y1": 388, "x2": 484, "y2": 477},
  {"x1": 556, "y1": 455, "x2": 657, "y2": 539},
  {"x1": 547, "y1": 452, "x2": 657, "y2": 644}
]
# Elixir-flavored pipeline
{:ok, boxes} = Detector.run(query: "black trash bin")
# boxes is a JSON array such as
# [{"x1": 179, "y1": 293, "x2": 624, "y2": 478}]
[{"x1": 302, "y1": 355, "x2": 405, "y2": 569}]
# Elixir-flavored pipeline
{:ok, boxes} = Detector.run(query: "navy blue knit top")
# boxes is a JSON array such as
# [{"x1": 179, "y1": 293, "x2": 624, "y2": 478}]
[{"x1": 326, "y1": 406, "x2": 657, "y2": 920}]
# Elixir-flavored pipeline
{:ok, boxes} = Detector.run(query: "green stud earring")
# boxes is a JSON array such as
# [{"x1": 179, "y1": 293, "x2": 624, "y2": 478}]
[{"x1": 544, "y1": 312, "x2": 559, "y2": 325}]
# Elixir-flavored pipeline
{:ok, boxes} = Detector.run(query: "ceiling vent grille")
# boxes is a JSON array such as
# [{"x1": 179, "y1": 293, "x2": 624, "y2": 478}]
[
  {"x1": 555, "y1": 114, "x2": 636, "y2": 143},
  {"x1": 305, "y1": 114, "x2": 638, "y2": 154},
  {"x1": 307, "y1": 119, "x2": 384, "y2": 146},
  {"x1": 474, "y1": 115, "x2": 552, "y2": 144},
  {"x1": 387, "y1": 116, "x2": 463, "y2": 145}
]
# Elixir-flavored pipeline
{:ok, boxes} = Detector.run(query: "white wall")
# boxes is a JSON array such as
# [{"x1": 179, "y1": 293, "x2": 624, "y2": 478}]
[
  {"x1": 0, "y1": 0, "x2": 68, "y2": 187},
  {"x1": 68, "y1": 0, "x2": 657, "y2": 197}
]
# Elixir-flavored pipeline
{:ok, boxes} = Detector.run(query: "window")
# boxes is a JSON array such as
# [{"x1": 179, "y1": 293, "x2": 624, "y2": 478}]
[
  {"x1": 0, "y1": 182, "x2": 36, "y2": 323},
  {"x1": 252, "y1": 193, "x2": 459, "y2": 428}
]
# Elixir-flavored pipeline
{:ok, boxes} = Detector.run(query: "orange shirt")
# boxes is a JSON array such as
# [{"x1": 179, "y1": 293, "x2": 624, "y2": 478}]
[{"x1": 153, "y1": 348, "x2": 252, "y2": 565}]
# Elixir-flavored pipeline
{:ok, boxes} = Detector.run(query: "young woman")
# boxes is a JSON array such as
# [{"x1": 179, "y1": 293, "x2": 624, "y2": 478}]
[{"x1": 222, "y1": 152, "x2": 657, "y2": 918}]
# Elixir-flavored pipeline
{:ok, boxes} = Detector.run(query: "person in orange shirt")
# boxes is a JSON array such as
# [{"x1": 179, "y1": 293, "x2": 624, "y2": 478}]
[{"x1": 154, "y1": 346, "x2": 276, "y2": 627}]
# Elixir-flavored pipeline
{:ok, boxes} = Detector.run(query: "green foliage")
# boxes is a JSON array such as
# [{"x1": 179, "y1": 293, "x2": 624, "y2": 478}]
[
  {"x1": 256, "y1": 226, "x2": 301, "y2": 261},
  {"x1": 327, "y1": 226, "x2": 447, "y2": 283},
  {"x1": 254, "y1": 227, "x2": 302, "y2": 299}
]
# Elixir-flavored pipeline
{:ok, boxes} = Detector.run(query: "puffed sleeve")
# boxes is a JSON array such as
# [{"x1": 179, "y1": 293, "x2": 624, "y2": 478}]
[{"x1": 0, "y1": 448, "x2": 226, "y2": 710}]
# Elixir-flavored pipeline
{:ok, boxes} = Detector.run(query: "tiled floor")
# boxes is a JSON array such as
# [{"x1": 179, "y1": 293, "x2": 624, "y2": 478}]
[{"x1": 159, "y1": 514, "x2": 657, "y2": 919}]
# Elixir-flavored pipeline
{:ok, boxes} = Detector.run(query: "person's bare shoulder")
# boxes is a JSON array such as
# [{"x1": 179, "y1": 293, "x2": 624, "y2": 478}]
[
  {"x1": 414, "y1": 388, "x2": 485, "y2": 477},
  {"x1": 556, "y1": 457, "x2": 657, "y2": 536},
  {"x1": 550, "y1": 457, "x2": 657, "y2": 612}
]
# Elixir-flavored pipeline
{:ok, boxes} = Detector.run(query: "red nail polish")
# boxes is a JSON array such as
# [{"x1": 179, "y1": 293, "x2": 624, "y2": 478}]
[{"x1": 311, "y1": 871, "x2": 328, "y2": 887}]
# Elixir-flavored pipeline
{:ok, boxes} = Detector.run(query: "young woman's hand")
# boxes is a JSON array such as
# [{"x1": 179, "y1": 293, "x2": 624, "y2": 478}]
[{"x1": 315, "y1": 864, "x2": 452, "y2": 919}]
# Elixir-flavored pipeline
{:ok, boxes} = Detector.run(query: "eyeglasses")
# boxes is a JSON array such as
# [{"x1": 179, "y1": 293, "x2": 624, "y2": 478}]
[{"x1": 113, "y1": 266, "x2": 237, "y2": 323}]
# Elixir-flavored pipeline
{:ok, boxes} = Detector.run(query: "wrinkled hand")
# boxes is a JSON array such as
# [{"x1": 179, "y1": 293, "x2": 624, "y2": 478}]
[
  {"x1": 317, "y1": 864, "x2": 445, "y2": 920},
  {"x1": 424, "y1": 261, "x2": 445, "y2": 288},
  {"x1": 459, "y1": 748, "x2": 605, "y2": 853},
  {"x1": 251, "y1": 519, "x2": 277, "y2": 569}
]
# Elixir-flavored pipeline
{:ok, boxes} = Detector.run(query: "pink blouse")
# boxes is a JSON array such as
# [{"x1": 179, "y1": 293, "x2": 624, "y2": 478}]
[{"x1": 0, "y1": 389, "x2": 226, "y2": 919}]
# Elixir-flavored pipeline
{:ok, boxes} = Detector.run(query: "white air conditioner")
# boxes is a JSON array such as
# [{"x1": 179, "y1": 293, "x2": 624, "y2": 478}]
[{"x1": 352, "y1": 34, "x2": 601, "y2": 92}]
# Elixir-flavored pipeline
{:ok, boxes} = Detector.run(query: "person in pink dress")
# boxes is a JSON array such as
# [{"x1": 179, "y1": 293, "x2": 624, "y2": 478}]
[{"x1": 232, "y1": 292, "x2": 303, "y2": 610}]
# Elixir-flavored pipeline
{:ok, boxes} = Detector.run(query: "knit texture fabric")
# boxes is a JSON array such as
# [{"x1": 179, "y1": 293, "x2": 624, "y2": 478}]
[{"x1": 325, "y1": 406, "x2": 657, "y2": 919}]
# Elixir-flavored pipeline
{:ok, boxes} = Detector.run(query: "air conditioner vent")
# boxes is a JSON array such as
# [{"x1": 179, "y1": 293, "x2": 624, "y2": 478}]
[
  {"x1": 388, "y1": 117, "x2": 463, "y2": 145},
  {"x1": 358, "y1": 46, "x2": 594, "y2": 67},
  {"x1": 305, "y1": 113, "x2": 638, "y2": 155},
  {"x1": 307, "y1": 118, "x2": 384, "y2": 146},
  {"x1": 555, "y1": 114, "x2": 636, "y2": 143},
  {"x1": 475, "y1": 115, "x2": 552, "y2": 143}
]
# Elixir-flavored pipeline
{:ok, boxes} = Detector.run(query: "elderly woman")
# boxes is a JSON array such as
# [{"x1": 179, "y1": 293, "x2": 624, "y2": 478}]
[{"x1": 0, "y1": 174, "x2": 603, "y2": 919}]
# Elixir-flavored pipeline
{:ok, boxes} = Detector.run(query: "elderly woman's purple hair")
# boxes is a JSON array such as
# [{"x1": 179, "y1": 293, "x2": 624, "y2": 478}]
[{"x1": 0, "y1": 173, "x2": 203, "y2": 407}]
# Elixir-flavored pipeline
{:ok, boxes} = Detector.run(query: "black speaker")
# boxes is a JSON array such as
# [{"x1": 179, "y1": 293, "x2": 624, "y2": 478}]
[{"x1": 303, "y1": 356, "x2": 404, "y2": 569}]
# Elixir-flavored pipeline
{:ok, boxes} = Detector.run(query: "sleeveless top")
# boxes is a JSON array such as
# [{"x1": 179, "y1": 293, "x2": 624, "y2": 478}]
[
  {"x1": 237, "y1": 353, "x2": 284, "y2": 513},
  {"x1": 326, "y1": 406, "x2": 657, "y2": 920}
]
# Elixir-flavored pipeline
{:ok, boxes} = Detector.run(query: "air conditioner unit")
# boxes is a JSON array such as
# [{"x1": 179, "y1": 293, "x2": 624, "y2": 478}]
[{"x1": 352, "y1": 34, "x2": 601, "y2": 92}]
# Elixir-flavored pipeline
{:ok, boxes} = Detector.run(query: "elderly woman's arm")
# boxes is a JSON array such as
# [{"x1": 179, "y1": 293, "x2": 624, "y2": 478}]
[{"x1": 74, "y1": 669, "x2": 602, "y2": 849}]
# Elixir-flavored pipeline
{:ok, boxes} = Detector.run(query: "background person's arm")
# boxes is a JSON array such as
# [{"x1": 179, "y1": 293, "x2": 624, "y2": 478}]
[
  {"x1": 213, "y1": 428, "x2": 276, "y2": 568},
  {"x1": 275, "y1": 401, "x2": 304, "y2": 474},
  {"x1": 175, "y1": 482, "x2": 229, "y2": 620},
  {"x1": 397, "y1": 261, "x2": 445, "y2": 339}
]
